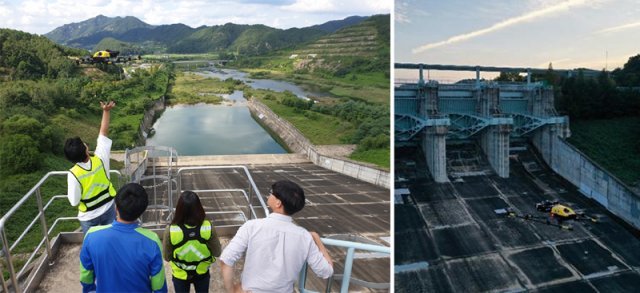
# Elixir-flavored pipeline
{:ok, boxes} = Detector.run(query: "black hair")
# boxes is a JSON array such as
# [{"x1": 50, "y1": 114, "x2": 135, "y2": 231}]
[
  {"x1": 64, "y1": 137, "x2": 88, "y2": 163},
  {"x1": 171, "y1": 191, "x2": 206, "y2": 227},
  {"x1": 115, "y1": 183, "x2": 148, "y2": 221},
  {"x1": 271, "y1": 180, "x2": 305, "y2": 215}
]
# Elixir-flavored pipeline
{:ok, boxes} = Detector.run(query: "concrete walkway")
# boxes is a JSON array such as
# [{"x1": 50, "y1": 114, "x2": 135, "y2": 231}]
[{"x1": 111, "y1": 151, "x2": 309, "y2": 166}]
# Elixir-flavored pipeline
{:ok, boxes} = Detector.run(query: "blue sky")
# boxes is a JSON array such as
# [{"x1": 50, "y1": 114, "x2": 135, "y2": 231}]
[
  {"x1": 395, "y1": 0, "x2": 640, "y2": 81},
  {"x1": 0, "y1": 0, "x2": 390, "y2": 34}
]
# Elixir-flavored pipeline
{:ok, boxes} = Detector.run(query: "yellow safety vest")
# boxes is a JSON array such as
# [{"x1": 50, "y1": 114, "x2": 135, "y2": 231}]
[
  {"x1": 169, "y1": 221, "x2": 214, "y2": 280},
  {"x1": 70, "y1": 155, "x2": 116, "y2": 212}
]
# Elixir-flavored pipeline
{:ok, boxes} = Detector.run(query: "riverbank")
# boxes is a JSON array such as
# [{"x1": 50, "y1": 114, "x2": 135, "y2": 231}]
[
  {"x1": 173, "y1": 65, "x2": 389, "y2": 168},
  {"x1": 240, "y1": 67, "x2": 389, "y2": 105},
  {"x1": 248, "y1": 98, "x2": 389, "y2": 188}
]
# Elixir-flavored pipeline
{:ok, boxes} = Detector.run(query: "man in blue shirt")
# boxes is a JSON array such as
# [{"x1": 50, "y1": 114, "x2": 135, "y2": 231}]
[{"x1": 80, "y1": 183, "x2": 167, "y2": 293}]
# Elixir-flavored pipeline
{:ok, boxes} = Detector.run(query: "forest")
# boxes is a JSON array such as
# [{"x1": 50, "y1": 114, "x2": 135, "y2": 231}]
[
  {"x1": 495, "y1": 55, "x2": 640, "y2": 186},
  {"x1": 494, "y1": 55, "x2": 640, "y2": 120},
  {"x1": 0, "y1": 29, "x2": 171, "y2": 219}
]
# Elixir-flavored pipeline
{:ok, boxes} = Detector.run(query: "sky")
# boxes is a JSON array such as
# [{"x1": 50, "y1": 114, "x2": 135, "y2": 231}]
[
  {"x1": 395, "y1": 0, "x2": 640, "y2": 81},
  {"x1": 0, "y1": 0, "x2": 390, "y2": 34}
]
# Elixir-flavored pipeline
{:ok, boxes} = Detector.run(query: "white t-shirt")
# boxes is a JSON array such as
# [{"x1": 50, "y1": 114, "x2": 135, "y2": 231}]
[
  {"x1": 67, "y1": 135, "x2": 114, "y2": 221},
  {"x1": 220, "y1": 213, "x2": 333, "y2": 293}
]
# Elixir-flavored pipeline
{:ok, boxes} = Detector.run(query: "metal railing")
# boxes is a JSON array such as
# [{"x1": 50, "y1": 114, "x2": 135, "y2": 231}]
[
  {"x1": 0, "y1": 170, "x2": 121, "y2": 293},
  {"x1": 125, "y1": 146, "x2": 178, "y2": 226},
  {"x1": 192, "y1": 189, "x2": 255, "y2": 226},
  {"x1": 175, "y1": 166, "x2": 269, "y2": 219},
  {"x1": 298, "y1": 238, "x2": 391, "y2": 293},
  {"x1": 2, "y1": 163, "x2": 389, "y2": 292}
]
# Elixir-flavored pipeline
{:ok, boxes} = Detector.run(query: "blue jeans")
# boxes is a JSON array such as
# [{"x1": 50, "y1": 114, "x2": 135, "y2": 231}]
[
  {"x1": 80, "y1": 203, "x2": 116, "y2": 234},
  {"x1": 172, "y1": 271, "x2": 210, "y2": 293}
]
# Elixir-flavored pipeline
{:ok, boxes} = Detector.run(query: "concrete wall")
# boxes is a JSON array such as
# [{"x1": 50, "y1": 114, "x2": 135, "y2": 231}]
[
  {"x1": 533, "y1": 125, "x2": 640, "y2": 229},
  {"x1": 136, "y1": 96, "x2": 166, "y2": 145},
  {"x1": 248, "y1": 99, "x2": 390, "y2": 189}
]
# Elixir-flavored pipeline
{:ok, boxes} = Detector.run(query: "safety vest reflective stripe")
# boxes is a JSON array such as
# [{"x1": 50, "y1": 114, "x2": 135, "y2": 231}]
[
  {"x1": 81, "y1": 188, "x2": 111, "y2": 207},
  {"x1": 169, "y1": 221, "x2": 214, "y2": 279},
  {"x1": 176, "y1": 245, "x2": 206, "y2": 259},
  {"x1": 173, "y1": 262, "x2": 198, "y2": 271}
]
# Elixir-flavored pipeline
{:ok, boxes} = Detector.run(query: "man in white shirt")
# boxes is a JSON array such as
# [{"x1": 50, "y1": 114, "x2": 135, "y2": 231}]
[
  {"x1": 220, "y1": 180, "x2": 333, "y2": 293},
  {"x1": 64, "y1": 101, "x2": 117, "y2": 234}
]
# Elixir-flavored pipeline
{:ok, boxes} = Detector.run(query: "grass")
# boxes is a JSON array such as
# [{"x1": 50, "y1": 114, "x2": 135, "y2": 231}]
[
  {"x1": 240, "y1": 67, "x2": 389, "y2": 105},
  {"x1": 52, "y1": 108, "x2": 142, "y2": 150},
  {"x1": 168, "y1": 71, "x2": 244, "y2": 105},
  {"x1": 250, "y1": 90, "x2": 355, "y2": 145},
  {"x1": 51, "y1": 112, "x2": 100, "y2": 143},
  {"x1": 568, "y1": 117, "x2": 640, "y2": 186},
  {"x1": 234, "y1": 55, "x2": 389, "y2": 168},
  {"x1": 350, "y1": 148, "x2": 390, "y2": 169}
]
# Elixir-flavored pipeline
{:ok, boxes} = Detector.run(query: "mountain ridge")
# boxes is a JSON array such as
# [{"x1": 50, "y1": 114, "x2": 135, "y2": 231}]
[{"x1": 44, "y1": 15, "x2": 371, "y2": 54}]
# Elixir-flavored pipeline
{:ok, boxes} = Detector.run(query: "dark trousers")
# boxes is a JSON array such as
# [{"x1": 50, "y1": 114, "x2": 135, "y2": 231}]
[{"x1": 172, "y1": 271, "x2": 210, "y2": 293}]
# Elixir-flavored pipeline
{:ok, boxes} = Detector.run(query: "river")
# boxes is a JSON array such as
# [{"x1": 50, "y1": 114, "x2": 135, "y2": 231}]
[
  {"x1": 197, "y1": 67, "x2": 325, "y2": 99},
  {"x1": 145, "y1": 67, "x2": 323, "y2": 156}
]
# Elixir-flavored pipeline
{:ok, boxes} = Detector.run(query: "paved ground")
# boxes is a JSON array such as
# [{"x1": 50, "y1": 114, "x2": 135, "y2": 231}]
[
  {"x1": 37, "y1": 161, "x2": 390, "y2": 292},
  {"x1": 395, "y1": 143, "x2": 640, "y2": 292},
  {"x1": 164, "y1": 163, "x2": 391, "y2": 291}
]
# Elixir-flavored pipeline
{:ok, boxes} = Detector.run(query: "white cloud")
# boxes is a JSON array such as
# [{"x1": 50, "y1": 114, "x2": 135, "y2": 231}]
[
  {"x1": 412, "y1": 0, "x2": 596, "y2": 54},
  {"x1": 141, "y1": 0, "x2": 387, "y2": 29},
  {"x1": 282, "y1": 0, "x2": 337, "y2": 13},
  {"x1": 0, "y1": 3, "x2": 11, "y2": 18},
  {"x1": 282, "y1": 0, "x2": 389, "y2": 14},
  {"x1": 395, "y1": 1, "x2": 410, "y2": 24},
  {"x1": 595, "y1": 21, "x2": 640, "y2": 34},
  {"x1": 0, "y1": 0, "x2": 387, "y2": 34}
]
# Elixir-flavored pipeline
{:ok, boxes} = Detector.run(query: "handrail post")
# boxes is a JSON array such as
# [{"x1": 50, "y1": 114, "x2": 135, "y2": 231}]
[
  {"x1": 1, "y1": 229, "x2": 19, "y2": 292},
  {"x1": 340, "y1": 247, "x2": 356, "y2": 293},
  {"x1": 176, "y1": 171, "x2": 182, "y2": 205},
  {"x1": 0, "y1": 255, "x2": 8, "y2": 293},
  {"x1": 297, "y1": 262, "x2": 308, "y2": 292},
  {"x1": 247, "y1": 172, "x2": 254, "y2": 219},
  {"x1": 36, "y1": 188, "x2": 53, "y2": 264}
]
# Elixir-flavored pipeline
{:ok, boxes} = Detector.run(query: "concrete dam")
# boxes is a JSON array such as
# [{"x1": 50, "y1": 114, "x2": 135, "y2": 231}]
[
  {"x1": 1, "y1": 98, "x2": 391, "y2": 292},
  {"x1": 394, "y1": 63, "x2": 640, "y2": 291}
]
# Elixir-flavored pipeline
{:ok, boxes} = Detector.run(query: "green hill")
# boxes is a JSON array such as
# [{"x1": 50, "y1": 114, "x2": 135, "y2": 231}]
[
  {"x1": 285, "y1": 14, "x2": 390, "y2": 77},
  {"x1": 45, "y1": 15, "x2": 153, "y2": 47},
  {"x1": 93, "y1": 37, "x2": 141, "y2": 54},
  {"x1": 0, "y1": 29, "x2": 83, "y2": 80},
  {"x1": 294, "y1": 14, "x2": 389, "y2": 58},
  {"x1": 44, "y1": 15, "x2": 367, "y2": 54}
]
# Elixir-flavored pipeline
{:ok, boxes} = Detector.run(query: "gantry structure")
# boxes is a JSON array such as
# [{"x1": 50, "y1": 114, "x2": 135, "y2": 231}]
[{"x1": 395, "y1": 63, "x2": 573, "y2": 182}]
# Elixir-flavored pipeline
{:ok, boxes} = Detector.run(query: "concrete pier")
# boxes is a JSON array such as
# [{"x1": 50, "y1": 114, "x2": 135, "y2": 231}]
[
  {"x1": 480, "y1": 124, "x2": 510, "y2": 177},
  {"x1": 423, "y1": 126, "x2": 448, "y2": 182}
]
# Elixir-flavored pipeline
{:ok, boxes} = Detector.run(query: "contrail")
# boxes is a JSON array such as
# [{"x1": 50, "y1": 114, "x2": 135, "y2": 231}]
[
  {"x1": 412, "y1": 0, "x2": 591, "y2": 54},
  {"x1": 596, "y1": 21, "x2": 640, "y2": 34}
]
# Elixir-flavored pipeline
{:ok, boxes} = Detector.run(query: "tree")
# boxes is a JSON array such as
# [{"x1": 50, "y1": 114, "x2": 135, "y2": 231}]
[
  {"x1": 613, "y1": 54, "x2": 640, "y2": 86},
  {"x1": 0, "y1": 134, "x2": 41, "y2": 175},
  {"x1": 494, "y1": 72, "x2": 525, "y2": 82}
]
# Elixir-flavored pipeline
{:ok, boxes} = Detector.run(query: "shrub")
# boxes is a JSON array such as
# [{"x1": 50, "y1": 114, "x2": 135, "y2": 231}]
[{"x1": 0, "y1": 134, "x2": 41, "y2": 174}]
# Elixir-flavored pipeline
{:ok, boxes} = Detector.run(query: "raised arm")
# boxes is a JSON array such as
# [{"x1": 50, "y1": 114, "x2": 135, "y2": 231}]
[{"x1": 99, "y1": 101, "x2": 116, "y2": 136}]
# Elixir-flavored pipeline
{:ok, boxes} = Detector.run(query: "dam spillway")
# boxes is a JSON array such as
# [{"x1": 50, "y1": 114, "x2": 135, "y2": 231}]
[{"x1": 394, "y1": 63, "x2": 640, "y2": 291}]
